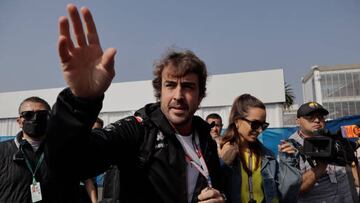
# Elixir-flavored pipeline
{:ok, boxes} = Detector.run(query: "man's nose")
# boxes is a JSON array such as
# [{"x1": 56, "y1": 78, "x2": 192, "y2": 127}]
[
  {"x1": 173, "y1": 86, "x2": 184, "y2": 100},
  {"x1": 313, "y1": 117, "x2": 321, "y2": 123}
]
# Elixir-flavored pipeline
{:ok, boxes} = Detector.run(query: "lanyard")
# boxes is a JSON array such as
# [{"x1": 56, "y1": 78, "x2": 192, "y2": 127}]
[
  {"x1": 248, "y1": 150, "x2": 255, "y2": 201},
  {"x1": 176, "y1": 133, "x2": 213, "y2": 188},
  {"x1": 20, "y1": 147, "x2": 44, "y2": 184}
]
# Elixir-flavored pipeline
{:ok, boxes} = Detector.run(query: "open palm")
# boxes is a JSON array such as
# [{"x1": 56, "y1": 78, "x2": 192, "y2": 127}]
[{"x1": 58, "y1": 4, "x2": 116, "y2": 98}]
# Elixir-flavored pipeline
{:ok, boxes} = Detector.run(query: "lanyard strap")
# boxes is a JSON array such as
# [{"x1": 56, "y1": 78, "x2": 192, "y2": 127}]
[
  {"x1": 248, "y1": 150, "x2": 254, "y2": 201},
  {"x1": 20, "y1": 147, "x2": 44, "y2": 184},
  {"x1": 177, "y1": 133, "x2": 213, "y2": 188}
]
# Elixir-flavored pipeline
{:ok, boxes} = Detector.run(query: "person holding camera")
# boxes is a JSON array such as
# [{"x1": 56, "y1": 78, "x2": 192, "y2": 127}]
[{"x1": 289, "y1": 102, "x2": 355, "y2": 202}]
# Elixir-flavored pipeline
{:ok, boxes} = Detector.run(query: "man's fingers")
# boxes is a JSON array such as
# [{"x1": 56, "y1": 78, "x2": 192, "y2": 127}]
[
  {"x1": 58, "y1": 36, "x2": 71, "y2": 64},
  {"x1": 67, "y1": 4, "x2": 87, "y2": 47},
  {"x1": 281, "y1": 148, "x2": 296, "y2": 154},
  {"x1": 81, "y1": 7, "x2": 100, "y2": 45},
  {"x1": 59, "y1": 16, "x2": 74, "y2": 50},
  {"x1": 102, "y1": 48, "x2": 117, "y2": 76},
  {"x1": 278, "y1": 142, "x2": 296, "y2": 154},
  {"x1": 198, "y1": 189, "x2": 214, "y2": 200},
  {"x1": 198, "y1": 188, "x2": 221, "y2": 201},
  {"x1": 198, "y1": 188, "x2": 223, "y2": 202}
]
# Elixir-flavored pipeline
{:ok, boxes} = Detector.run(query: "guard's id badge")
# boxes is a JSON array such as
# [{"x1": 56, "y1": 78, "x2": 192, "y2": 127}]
[
  {"x1": 327, "y1": 168, "x2": 337, "y2": 184},
  {"x1": 30, "y1": 182, "x2": 42, "y2": 202},
  {"x1": 329, "y1": 173, "x2": 337, "y2": 183}
]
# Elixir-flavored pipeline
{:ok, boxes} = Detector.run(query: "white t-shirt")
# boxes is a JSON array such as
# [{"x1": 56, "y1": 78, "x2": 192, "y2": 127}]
[{"x1": 175, "y1": 133, "x2": 200, "y2": 203}]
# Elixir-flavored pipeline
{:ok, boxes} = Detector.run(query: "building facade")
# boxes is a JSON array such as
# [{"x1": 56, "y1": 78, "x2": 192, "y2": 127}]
[{"x1": 302, "y1": 64, "x2": 360, "y2": 120}]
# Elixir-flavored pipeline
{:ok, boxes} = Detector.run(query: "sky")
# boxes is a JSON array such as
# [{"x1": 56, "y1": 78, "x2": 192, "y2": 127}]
[{"x1": 1, "y1": 0, "x2": 360, "y2": 104}]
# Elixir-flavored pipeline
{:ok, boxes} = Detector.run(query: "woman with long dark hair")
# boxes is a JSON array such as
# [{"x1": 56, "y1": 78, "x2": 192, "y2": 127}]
[{"x1": 220, "y1": 94, "x2": 301, "y2": 203}]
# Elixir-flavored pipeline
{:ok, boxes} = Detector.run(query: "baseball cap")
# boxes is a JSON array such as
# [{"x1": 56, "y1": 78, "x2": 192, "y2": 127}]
[{"x1": 297, "y1": 102, "x2": 329, "y2": 118}]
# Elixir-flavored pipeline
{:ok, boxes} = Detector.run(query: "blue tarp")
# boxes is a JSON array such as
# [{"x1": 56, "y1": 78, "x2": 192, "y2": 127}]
[
  {"x1": 259, "y1": 127, "x2": 297, "y2": 156},
  {"x1": 0, "y1": 136, "x2": 14, "y2": 142}
]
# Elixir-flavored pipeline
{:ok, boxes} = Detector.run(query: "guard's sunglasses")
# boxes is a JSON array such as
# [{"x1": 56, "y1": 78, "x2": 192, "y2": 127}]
[
  {"x1": 20, "y1": 110, "x2": 50, "y2": 121},
  {"x1": 302, "y1": 113, "x2": 326, "y2": 122}
]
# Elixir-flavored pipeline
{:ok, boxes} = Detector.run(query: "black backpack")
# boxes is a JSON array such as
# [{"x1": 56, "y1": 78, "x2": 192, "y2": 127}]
[{"x1": 100, "y1": 165, "x2": 121, "y2": 203}]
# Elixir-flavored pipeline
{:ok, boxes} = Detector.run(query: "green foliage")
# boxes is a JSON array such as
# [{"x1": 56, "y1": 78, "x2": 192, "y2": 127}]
[{"x1": 284, "y1": 82, "x2": 295, "y2": 109}]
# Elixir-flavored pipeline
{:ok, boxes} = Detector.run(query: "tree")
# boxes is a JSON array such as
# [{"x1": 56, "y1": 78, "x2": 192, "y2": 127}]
[{"x1": 284, "y1": 82, "x2": 295, "y2": 109}]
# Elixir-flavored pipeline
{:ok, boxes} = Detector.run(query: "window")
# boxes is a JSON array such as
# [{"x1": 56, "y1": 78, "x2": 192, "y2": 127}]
[
  {"x1": 341, "y1": 101, "x2": 349, "y2": 117},
  {"x1": 320, "y1": 73, "x2": 327, "y2": 99},
  {"x1": 355, "y1": 73, "x2": 360, "y2": 96},
  {"x1": 327, "y1": 102, "x2": 335, "y2": 119},
  {"x1": 349, "y1": 101, "x2": 356, "y2": 116},
  {"x1": 356, "y1": 101, "x2": 360, "y2": 115},
  {"x1": 332, "y1": 73, "x2": 340, "y2": 97},
  {"x1": 335, "y1": 102, "x2": 342, "y2": 118},
  {"x1": 346, "y1": 72, "x2": 354, "y2": 96},
  {"x1": 323, "y1": 74, "x2": 333, "y2": 99},
  {"x1": 338, "y1": 73, "x2": 346, "y2": 97}
]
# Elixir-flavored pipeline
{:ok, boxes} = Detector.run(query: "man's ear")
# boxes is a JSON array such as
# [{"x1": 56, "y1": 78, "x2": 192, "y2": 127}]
[{"x1": 16, "y1": 117, "x2": 23, "y2": 128}]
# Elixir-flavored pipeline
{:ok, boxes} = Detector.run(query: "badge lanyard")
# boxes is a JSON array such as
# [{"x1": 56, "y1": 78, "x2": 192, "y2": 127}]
[
  {"x1": 248, "y1": 150, "x2": 255, "y2": 202},
  {"x1": 20, "y1": 147, "x2": 44, "y2": 185},
  {"x1": 20, "y1": 147, "x2": 44, "y2": 202},
  {"x1": 176, "y1": 133, "x2": 213, "y2": 188}
]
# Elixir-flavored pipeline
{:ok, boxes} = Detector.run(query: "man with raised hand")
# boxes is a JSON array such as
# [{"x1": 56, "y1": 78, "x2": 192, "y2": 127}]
[{"x1": 47, "y1": 4, "x2": 225, "y2": 203}]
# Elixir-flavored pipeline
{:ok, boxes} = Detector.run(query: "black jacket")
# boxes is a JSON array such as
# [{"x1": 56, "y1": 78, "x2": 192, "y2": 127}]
[
  {"x1": 0, "y1": 132, "x2": 78, "y2": 203},
  {"x1": 46, "y1": 88, "x2": 223, "y2": 203}
]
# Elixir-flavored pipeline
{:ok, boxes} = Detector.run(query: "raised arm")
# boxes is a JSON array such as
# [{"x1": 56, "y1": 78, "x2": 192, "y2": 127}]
[
  {"x1": 46, "y1": 4, "x2": 120, "y2": 181},
  {"x1": 58, "y1": 4, "x2": 116, "y2": 98}
]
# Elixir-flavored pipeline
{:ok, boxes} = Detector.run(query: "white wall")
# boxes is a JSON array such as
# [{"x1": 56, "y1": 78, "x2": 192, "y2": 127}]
[
  {"x1": 0, "y1": 102, "x2": 284, "y2": 136},
  {"x1": 203, "y1": 69, "x2": 285, "y2": 106},
  {"x1": 0, "y1": 69, "x2": 286, "y2": 136},
  {"x1": 302, "y1": 74, "x2": 315, "y2": 102}
]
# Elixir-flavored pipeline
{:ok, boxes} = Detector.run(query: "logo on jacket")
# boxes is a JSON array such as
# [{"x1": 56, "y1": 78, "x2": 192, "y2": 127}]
[{"x1": 155, "y1": 131, "x2": 166, "y2": 149}]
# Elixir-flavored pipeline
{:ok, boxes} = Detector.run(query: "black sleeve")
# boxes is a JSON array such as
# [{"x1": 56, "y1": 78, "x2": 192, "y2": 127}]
[{"x1": 45, "y1": 88, "x2": 142, "y2": 180}]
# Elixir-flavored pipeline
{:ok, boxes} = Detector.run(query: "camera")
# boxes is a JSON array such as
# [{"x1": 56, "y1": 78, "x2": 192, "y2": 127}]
[{"x1": 302, "y1": 128, "x2": 358, "y2": 166}]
